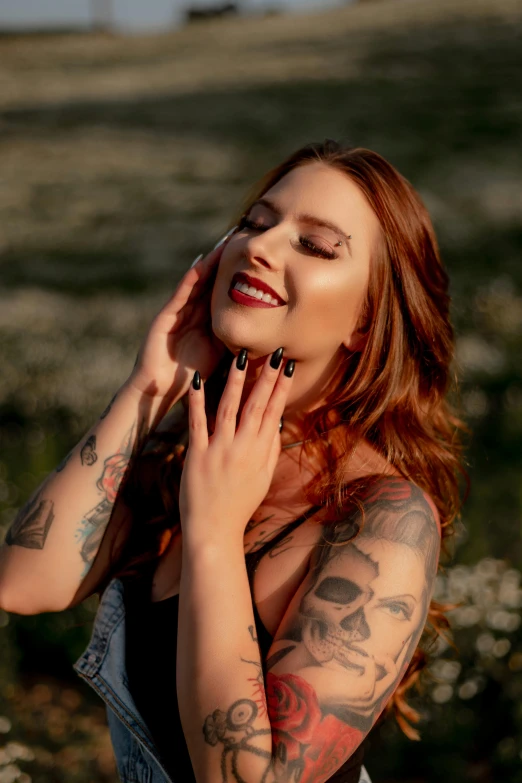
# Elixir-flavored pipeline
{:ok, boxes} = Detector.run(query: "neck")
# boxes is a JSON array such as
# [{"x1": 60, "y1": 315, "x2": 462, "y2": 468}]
[{"x1": 238, "y1": 348, "x2": 345, "y2": 447}]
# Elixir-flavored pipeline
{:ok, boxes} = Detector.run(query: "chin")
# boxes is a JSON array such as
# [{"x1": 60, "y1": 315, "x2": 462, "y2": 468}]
[{"x1": 210, "y1": 309, "x2": 281, "y2": 360}]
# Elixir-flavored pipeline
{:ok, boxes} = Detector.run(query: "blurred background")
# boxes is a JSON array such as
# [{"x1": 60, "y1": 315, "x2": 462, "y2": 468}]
[{"x1": 0, "y1": 0, "x2": 521, "y2": 780}]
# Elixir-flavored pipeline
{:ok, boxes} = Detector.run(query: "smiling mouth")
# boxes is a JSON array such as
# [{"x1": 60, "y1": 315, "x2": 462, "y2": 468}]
[{"x1": 229, "y1": 273, "x2": 287, "y2": 307}]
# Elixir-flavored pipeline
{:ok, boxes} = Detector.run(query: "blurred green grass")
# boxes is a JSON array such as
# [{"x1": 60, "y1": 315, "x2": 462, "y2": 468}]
[{"x1": 0, "y1": 0, "x2": 521, "y2": 780}]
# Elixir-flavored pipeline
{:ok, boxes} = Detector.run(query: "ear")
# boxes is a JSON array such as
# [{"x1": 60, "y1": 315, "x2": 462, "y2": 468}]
[{"x1": 342, "y1": 328, "x2": 368, "y2": 354}]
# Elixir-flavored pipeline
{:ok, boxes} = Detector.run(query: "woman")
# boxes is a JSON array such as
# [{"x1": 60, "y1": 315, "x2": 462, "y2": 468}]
[{"x1": 0, "y1": 140, "x2": 464, "y2": 783}]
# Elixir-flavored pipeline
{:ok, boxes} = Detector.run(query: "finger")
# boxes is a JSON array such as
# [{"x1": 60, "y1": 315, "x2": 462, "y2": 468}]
[
  {"x1": 373, "y1": 655, "x2": 398, "y2": 699},
  {"x1": 187, "y1": 371, "x2": 209, "y2": 451},
  {"x1": 258, "y1": 358, "x2": 296, "y2": 441},
  {"x1": 213, "y1": 349, "x2": 249, "y2": 443},
  {"x1": 237, "y1": 348, "x2": 286, "y2": 436},
  {"x1": 212, "y1": 225, "x2": 238, "y2": 251},
  {"x1": 160, "y1": 227, "x2": 237, "y2": 318},
  {"x1": 267, "y1": 426, "x2": 282, "y2": 476},
  {"x1": 193, "y1": 225, "x2": 238, "y2": 284}
]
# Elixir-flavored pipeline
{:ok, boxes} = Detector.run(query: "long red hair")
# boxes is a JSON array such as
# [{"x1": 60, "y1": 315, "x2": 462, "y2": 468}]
[{"x1": 114, "y1": 140, "x2": 466, "y2": 738}]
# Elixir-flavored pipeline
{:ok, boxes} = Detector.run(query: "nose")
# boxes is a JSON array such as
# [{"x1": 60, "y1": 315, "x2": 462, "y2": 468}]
[
  {"x1": 243, "y1": 224, "x2": 287, "y2": 272},
  {"x1": 340, "y1": 606, "x2": 371, "y2": 641}
]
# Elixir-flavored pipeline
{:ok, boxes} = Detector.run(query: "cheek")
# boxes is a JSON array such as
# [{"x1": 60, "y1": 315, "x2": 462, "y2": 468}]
[
  {"x1": 212, "y1": 255, "x2": 232, "y2": 297},
  {"x1": 296, "y1": 268, "x2": 367, "y2": 331},
  {"x1": 365, "y1": 612, "x2": 416, "y2": 656},
  {"x1": 210, "y1": 255, "x2": 238, "y2": 319}
]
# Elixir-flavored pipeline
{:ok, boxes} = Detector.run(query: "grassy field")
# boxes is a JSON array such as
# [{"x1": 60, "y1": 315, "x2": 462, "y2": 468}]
[{"x1": 0, "y1": 0, "x2": 521, "y2": 780}]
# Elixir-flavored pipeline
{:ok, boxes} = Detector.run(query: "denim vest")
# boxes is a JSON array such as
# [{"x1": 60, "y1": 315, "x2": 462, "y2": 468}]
[{"x1": 74, "y1": 578, "x2": 372, "y2": 783}]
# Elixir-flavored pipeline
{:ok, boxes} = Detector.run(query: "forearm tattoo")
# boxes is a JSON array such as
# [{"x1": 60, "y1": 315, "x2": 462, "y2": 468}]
[
  {"x1": 202, "y1": 478, "x2": 440, "y2": 782},
  {"x1": 80, "y1": 435, "x2": 98, "y2": 466},
  {"x1": 75, "y1": 423, "x2": 136, "y2": 573},
  {"x1": 5, "y1": 490, "x2": 55, "y2": 549},
  {"x1": 5, "y1": 422, "x2": 136, "y2": 579}
]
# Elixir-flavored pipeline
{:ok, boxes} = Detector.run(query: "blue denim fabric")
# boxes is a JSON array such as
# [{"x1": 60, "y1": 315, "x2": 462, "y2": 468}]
[{"x1": 74, "y1": 578, "x2": 372, "y2": 783}]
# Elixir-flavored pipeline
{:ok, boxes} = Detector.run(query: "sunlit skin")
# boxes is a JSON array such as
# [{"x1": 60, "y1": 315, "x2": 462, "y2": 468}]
[
  {"x1": 210, "y1": 162, "x2": 380, "y2": 420},
  {"x1": 271, "y1": 539, "x2": 425, "y2": 711}
]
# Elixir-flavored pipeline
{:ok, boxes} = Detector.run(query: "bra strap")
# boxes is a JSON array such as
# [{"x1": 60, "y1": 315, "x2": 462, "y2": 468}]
[{"x1": 244, "y1": 505, "x2": 322, "y2": 584}]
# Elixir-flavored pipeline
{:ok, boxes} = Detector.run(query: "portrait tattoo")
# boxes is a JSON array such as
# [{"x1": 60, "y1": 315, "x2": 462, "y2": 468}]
[
  {"x1": 80, "y1": 435, "x2": 98, "y2": 466},
  {"x1": 270, "y1": 478, "x2": 440, "y2": 732},
  {"x1": 6, "y1": 490, "x2": 55, "y2": 550}
]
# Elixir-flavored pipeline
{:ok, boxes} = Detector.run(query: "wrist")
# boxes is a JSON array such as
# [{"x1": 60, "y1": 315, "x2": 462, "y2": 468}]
[
  {"x1": 120, "y1": 378, "x2": 182, "y2": 428},
  {"x1": 181, "y1": 519, "x2": 244, "y2": 556}
]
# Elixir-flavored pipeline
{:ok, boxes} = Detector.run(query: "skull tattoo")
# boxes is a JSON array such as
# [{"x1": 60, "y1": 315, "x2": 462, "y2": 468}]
[{"x1": 299, "y1": 545, "x2": 378, "y2": 668}]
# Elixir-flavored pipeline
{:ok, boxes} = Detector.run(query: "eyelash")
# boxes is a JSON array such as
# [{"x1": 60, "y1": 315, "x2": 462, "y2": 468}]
[
  {"x1": 238, "y1": 215, "x2": 338, "y2": 261},
  {"x1": 381, "y1": 602, "x2": 412, "y2": 621}
]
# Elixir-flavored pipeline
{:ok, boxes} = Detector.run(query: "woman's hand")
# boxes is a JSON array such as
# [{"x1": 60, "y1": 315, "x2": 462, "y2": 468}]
[
  {"x1": 127, "y1": 228, "x2": 237, "y2": 402},
  {"x1": 179, "y1": 349, "x2": 296, "y2": 546}
]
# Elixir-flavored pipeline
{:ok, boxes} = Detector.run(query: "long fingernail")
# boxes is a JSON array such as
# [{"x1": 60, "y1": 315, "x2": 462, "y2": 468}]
[
  {"x1": 270, "y1": 347, "x2": 284, "y2": 369},
  {"x1": 192, "y1": 371, "x2": 201, "y2": 390},
  {"x1": 190, "y1": 253, "x2": 203, "y2": 269},
  {"x1": 284, "y1": 360, "x2": 295, "y2": 378},
  {"x1": 236, "y1": 349, "x2": 248, "y2": 371},
  {"x1": 212, "y1": 226, "x2": 238, "y2": 250}
]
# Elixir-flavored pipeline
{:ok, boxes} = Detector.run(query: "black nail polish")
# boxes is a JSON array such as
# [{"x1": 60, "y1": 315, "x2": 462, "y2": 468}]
[
  {"x1": 279, "y1": 416, "x2": 284, "y2": 433},
  {"x1": 284, "y1": 360, "x2": 295, "y2": 378},
  {"x1": 236, "y1": 349, "x2": 248, "y2": 371},
  {"x1": 192, "y1": 371, "x2": 201, "y2": 390},
  {"x1": 270, "y1": 347, "x2": 284, "y2": 369}
]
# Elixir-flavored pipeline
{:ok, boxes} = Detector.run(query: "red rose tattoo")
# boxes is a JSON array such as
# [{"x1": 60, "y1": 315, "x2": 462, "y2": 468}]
[
  {"x1": 266, "y1": 673, "x2": 322, "y2": 766},
  {"x1": 266, "y1": 674, "x2": 363, "y2": 782},
  {"x1": 300, "y1": 715, "x2": 362, "y2": 783}
]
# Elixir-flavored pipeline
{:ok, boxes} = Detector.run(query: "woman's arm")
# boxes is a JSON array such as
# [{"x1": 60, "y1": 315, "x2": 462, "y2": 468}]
[
  {"x1": 0, "y1": 380, "x2": 161, "y2": 614},
  {"x1": 178, "y1": 536, "x2": 273, "y2": 782},
  {"x1": 0, "y1": 239, "x2": 231, "y2": 615}
]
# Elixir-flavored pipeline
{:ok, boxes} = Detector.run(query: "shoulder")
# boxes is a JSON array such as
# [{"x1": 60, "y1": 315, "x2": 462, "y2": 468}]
[
  {"x1": 313, "y1": 475, "x2": 441, "y2": 581},
  {"x1": 334, "y1": 475, "x2": 440, "y2": 535}
]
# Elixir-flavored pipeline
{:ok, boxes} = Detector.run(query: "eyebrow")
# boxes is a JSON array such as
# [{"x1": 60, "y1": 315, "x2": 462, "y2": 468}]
[
  {"x1": 378, "y1": 594, "x2": 417, "y2": 604},
  {"x1": 250, "y1": 197, "x2": 353, "y2": 256}
]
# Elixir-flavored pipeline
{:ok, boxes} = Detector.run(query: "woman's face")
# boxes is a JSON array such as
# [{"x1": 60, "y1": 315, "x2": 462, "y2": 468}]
[{"x1": 211, "y1": 162, "x2": 380, "y2": 363}]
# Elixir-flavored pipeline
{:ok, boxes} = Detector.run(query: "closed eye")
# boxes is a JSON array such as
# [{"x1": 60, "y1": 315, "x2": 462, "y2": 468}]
[{"x1": 238, "y1": 215, "x2": 338, "y2": 261}]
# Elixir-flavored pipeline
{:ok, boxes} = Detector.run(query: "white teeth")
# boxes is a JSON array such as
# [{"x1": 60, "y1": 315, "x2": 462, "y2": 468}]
[{"x1": 233, "y1": 280, "x2": 282, "y2": 306}]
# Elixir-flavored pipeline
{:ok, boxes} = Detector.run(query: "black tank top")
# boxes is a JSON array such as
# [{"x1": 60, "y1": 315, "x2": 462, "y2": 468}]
[{"x1": 123, "y1": 509, "x2": 365, "y2": 782}]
